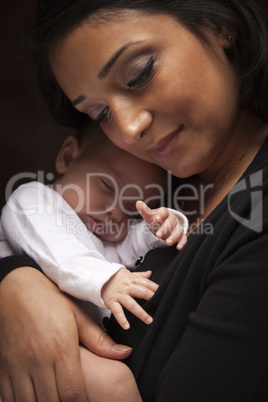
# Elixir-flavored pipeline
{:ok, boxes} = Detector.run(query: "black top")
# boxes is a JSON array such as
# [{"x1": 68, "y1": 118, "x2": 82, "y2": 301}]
[
  {"x1": 1, "y1": 140, "x2": 268, "y2": 401},
  {"x1": 0, "y1": 255, "x2": 42, "y2": 281},
  {"x1": 106, "y1": 138, "x2": 268, "y2": 401}
]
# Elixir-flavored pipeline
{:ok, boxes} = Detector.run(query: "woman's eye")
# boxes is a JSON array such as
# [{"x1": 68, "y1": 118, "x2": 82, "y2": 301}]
[
  {"x1": 96, "y1": 106, "x2": 110, "y2": 124},
  {"x1": 127, "y1": 56, "x2": 156, "y2": 89}
]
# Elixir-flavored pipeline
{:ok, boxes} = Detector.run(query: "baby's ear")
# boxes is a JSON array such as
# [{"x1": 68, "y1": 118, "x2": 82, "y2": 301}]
[{"x1": 55, "y1": 136, "x2": 80, "y2": 174}]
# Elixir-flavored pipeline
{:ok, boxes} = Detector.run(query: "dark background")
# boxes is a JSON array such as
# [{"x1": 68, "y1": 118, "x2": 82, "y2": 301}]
[{"x1": 0, "y1": 0, "x2": 77, "y2": 210}]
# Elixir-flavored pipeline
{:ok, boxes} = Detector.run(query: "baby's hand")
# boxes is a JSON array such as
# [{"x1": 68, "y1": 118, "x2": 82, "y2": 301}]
[
  {"x1": 136, "y1": 200, "x2": 187, "y2": 250},
  {"x1": 101, "y1": 268, "x2": 158, "y2": 330}
]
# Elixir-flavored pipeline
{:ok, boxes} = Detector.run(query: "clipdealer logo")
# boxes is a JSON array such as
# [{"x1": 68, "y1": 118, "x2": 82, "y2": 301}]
[
  {"x1": 228, "y1": 170, "x2": 263, "y2": 233},
  {"x1": 4, "y1": 170, "x2": 264, "y2": 234}
]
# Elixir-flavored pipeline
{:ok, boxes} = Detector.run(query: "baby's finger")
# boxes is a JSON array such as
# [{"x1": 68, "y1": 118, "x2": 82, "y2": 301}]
[
  {"x1": 156, "y1": 215, "x2": 179, "y2": 239},
  {"x1": 136, "y1": 200, "x2": 156, "y2": 225},
  {"x1": 132, "y1": 274, "x2": 159, "y2": 293},
  {"x1": 120, "y1": 295, "x2": 153, "y2": 326},
  {"x1": 165, "y1": 224, "x2": 184, "y2": 246},
  {"x1": 176, "y1": 233, "x2": 188, "y2": 250},
  {"x1": 133, "y1": 270, "x2": 152, "y2": 279},
  {"x1": 110, "y1": 301, "x2": 131, "y2": 330},
  {"x1": 128, "y1": 284, "x2": 157, "y2": 303},
  {"x1": 154, "y1": 207, "x2": 170, "y2": 223}
]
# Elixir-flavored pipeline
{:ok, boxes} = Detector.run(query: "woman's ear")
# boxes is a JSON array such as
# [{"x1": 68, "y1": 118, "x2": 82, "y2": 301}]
[
  {"x1": 55, "y1": 136, "x2": 80, "y2": 175},
  {"x1": 205, "y1": 24, "x2": 235, "y2": 50},
  {"x1": 217, "y1": 25, "x2": 236, "y2": 48}
]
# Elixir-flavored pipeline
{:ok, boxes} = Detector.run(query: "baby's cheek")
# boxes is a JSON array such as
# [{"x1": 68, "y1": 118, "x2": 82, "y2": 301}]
[
  {"x1": 113, "y1": 220, "x2": 129, "y2": 242},
  {"x1": 99, "y1": 220, "x2": 129, "y2": 243}
]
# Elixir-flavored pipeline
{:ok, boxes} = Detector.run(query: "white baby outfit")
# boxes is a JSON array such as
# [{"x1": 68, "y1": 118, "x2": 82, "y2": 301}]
[{"x1": 0, "y1": 182, "x2": 188, "y2": 326}]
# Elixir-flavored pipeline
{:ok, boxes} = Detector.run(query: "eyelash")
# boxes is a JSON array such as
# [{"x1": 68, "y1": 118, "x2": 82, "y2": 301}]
[
  {"x1": 95, "y1": 56, "x2": 156, "y2": 124},
  {"x1": 127, "y1": 56, "x2": 156, "y2": 89},
  {"x1": 101, "y1": 178, "x2": 114, "y2": 193},
  {"x1": 96, "y1": 106, "x2": 110, "y2": 124}
]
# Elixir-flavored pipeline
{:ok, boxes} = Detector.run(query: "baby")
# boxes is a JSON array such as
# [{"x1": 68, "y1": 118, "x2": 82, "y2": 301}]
[
  {"x1": 0, "y1": 121, "x2": 188, "y2": 330},
  {"x1": 0, "y1": 121, "x2": 189, "y2": 401}
]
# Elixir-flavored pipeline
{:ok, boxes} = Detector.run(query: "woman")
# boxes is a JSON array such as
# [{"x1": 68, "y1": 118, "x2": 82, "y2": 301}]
[{"x1": 0, "y1": 0, "x2": 268, "y2": 401}]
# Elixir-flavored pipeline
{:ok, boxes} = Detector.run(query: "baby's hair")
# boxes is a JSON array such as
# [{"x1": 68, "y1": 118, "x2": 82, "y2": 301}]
[{"x1": 76, "y1": 119, "x2": 107, "y2": 146}]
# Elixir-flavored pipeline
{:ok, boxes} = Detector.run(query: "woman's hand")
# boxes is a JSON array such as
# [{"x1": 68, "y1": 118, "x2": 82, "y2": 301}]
[{"x1": 0, "y1": 267, "x2": 132, "y2": 402}]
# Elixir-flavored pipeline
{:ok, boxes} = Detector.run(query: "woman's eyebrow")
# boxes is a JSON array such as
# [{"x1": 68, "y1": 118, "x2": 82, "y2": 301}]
[
  {"x1": 71, "y1": 41, "x2": 145, "y2": 106},
  {"x1": 72, "y1": 95, "x2": 87, "y2": 106},
  {"x1": 98, "y1": 40, "x2": 144, "y2": 80}
]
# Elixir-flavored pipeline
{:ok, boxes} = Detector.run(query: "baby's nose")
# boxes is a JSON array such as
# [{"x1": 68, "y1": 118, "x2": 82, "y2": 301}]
[{"x1": 107, "y1": 204, "x2": 124, "y2": 222}]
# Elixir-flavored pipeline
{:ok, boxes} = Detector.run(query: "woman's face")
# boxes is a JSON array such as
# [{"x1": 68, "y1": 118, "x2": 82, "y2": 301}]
[{"x1": 49, "y1": 11, "x2": 240, "y2": 179}]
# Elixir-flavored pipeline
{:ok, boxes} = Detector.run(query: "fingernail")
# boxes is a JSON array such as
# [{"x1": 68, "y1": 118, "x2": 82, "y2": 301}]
[
  {"x1": 146, "y1": 317, "x2": 153, "y2": 324},
  {"x1": 112, "y1": 344, "x2": 133, "y2": 352}
]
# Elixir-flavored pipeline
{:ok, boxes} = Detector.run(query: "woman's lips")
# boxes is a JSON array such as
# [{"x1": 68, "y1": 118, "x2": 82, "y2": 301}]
[{"x1": 150, "y1": 126, "x2": 183, "y2": 158}]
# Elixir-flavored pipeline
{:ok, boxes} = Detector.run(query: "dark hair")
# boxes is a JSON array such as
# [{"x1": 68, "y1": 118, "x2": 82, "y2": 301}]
[
  {"x1": 76, "y1": 117, "x2": 106, "y2": 145},
  {"x1": 33, "y1": 0, "x2": 268, "y2": 127}
]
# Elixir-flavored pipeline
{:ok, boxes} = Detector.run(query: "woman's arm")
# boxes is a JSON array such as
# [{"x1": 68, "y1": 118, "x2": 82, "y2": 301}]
[{"x1": 0, "y1": 266, "x2": 132, "y2": 402}]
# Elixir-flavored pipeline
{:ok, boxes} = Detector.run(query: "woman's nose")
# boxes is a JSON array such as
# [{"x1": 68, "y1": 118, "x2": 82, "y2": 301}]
[{"x1": 113, "y1": 102, "x2": 153, "y2": 144}]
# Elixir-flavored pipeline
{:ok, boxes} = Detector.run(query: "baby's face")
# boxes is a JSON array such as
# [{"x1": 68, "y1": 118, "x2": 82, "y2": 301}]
[{"x1": 56, "y1": 138, "x2": 166, "y2": 242}]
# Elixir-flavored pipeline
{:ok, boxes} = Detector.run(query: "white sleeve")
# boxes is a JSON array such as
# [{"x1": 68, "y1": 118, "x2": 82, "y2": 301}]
[
  {"x1": 113, "y1": 208, "x2": 188, "y2": 269},
  {"x1": 0, "y1": 182, "x2": 123, "y2": 308}
]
